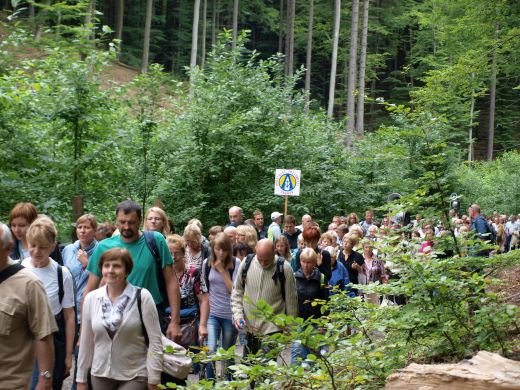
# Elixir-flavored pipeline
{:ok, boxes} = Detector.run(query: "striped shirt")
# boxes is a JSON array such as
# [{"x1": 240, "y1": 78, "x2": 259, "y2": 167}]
[{"x1": 231, "y1": 255, "x2": 298, "y2": 335}]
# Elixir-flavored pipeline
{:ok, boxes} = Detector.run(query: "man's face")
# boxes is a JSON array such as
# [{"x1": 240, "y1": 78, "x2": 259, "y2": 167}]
[
  {"x1": 117, "y1": 211, "x2": 140, "y2": 242},
  {"x1": 229, "y1": 209, "x2": 242, "y2": 225},
  {"x1": 29, "y1": 242, "x2": 55, "y2": 263},
  {"x1": 254, "y1": 214, "x2": 264, "y2": 228},
  {"x1": 365, "y1": 212, "x2": 373, "y2": 223},
  {"x1": 284, "y1": 221, "x2": 296, "y2": 235},
  {"x1": 256, "y1": 241, "x2": 275, "y2": 268},
  {"x1": 301, "y1": 215, "x2": 312, "y2": 229},
  {"x1": 335, "y1": 226, "x2": 345, "y2": 238}
]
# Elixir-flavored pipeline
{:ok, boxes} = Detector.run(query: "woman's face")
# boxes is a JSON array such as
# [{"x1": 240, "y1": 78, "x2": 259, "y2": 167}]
[
  {"x1": 77, "y1": 221, "x2": 95, "y2": 245},
  {"x1": 168, "y1": 243, "x2": 185, "y2": 267},
  {"x1": 214, "y1": 244, "x2": 227, "y2": 260},
  {"x1": 300, "y1": 256, "x2": 316, "y2": 277},
  {"x1": 186, "y1": 236, "x2": 200, "y2": 251},
  {"x1": 237, "y1": 231, "x2": 247, "y2": 244},
  {"x1": 321, "y1": 238, "x2": 331, "y2": 248},
  {"x1": 10, "y1": 217, "x2": 30, "y2": 241},
  {"x1": 29, "y1": 241, "x2": 54, "y2": 264},
  {"x1": 102, "y1": 258, "x2": 127, "y2": 285},
  {"x1": 343, "y1": 239, "x2": 353, "y2": 251},
  {"x1": 275, "y1": 241, "x2": 287, "y2": 255},
  {"x1": 363, "y1": 244, "x2": 373, "y2": 256},
  {"x1": 146, "y1": 212, "x2": 164, "y2": 232}
]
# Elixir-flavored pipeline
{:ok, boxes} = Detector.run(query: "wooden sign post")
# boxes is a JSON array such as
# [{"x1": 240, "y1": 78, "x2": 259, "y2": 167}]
[{"x1": 274, "y1": 169, "x2": 301, "y2": 216}]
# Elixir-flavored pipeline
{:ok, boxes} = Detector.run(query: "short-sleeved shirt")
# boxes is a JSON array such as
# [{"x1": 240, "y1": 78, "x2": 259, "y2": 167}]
[
  {"x1": 21, "y1": 257, "x2": 75, "y2": 315},
  {"x1": 0, "y1": 258, "x2": 58, "y2": 389},
  {"x1": 87, "y1": 232, "x2": 173, "y2": 305}
]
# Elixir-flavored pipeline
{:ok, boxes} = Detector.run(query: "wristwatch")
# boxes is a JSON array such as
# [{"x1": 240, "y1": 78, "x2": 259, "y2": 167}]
[{"x1": 40, "y1": 370, "x2": 52, "y2": 379}]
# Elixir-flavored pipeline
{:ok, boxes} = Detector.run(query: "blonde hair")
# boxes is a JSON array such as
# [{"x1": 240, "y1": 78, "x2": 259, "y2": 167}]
[
  {"x1": 26, "y1": 215, "x2": 57, "y2": 246},
  {"x1": 166, "y1": 234, "x2": 185, "y2": 251},
  {"x1": 324, "y1": 245, "x2": 337, "y2": 259},
  {"x1": 237, "y1": 224, "x2": 258, "y2": 252},
  {"x1": 76, "y1": 213, "x2": 98, "y2": 230},
  {"x1": 183, "y1": 223, "x2": 202, "y2": 244},
  {"x1": 300, "y1": 247, "x2": 318, "y2": 264},
  {"x1": 143, "y1": 207, "x2": 171, "y2": 236}
]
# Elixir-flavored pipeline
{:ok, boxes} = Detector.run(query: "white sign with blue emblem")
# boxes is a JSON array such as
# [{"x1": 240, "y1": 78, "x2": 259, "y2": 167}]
[{"x1": 274, "y1": 169, "x2": 301, "y2": 196}]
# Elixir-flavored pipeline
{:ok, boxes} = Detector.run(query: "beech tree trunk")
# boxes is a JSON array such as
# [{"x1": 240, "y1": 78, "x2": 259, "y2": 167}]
[
  {"x1": 346, "y1": 0, "x2": 360, "y2": 148},
  {"x1": 278, "y1": 0, "x2": 284, "y2": 53},
  {"x1": 468, "y1": 72, "x2": 475, "y2": 162},
  {"x1": 231, "y1": 0, "x2": 238, "y2": 51},
  {"x1": 115, "y1": 0, "x2": 124, "y2": 43},
  {"x1": 189, "y1": 0, "x2": 201, "y2": 94},
  {"x1": 285, "y1": 0, "x2": 295, "y2": 77},
  {"x1": 34, "y1": 0, "x2": 51, "y2": 42},
  {"x1": 355, "y1": 0, "x2": 369, "y2": 137},
  {"x1": 211, "y1": 0, "x2": 217, "y2": 45},
  {"x1": 327, "y1": 0, "x2": 341, "y2": 117},
  {"x1": 201, "y1": 0, "x2": 207, "y2": 69},
  {"x1": 141, "y1": 0, "x2": 153, "y2": 74},
  {"x1": 304, "y1": 0, "x2": 314, "y2": 111},
  {"x1": 487, "y1": 22, "x2": 498, "y2": 161}
]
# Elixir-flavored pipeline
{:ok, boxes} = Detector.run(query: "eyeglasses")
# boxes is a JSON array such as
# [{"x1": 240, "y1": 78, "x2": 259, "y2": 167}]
[{"x1": 147, "y1": 217, "x2": 162, "y2": 222}]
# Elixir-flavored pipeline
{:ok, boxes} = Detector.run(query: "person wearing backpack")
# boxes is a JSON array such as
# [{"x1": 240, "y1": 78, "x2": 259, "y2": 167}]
[
  {"x1": 0, "y1": 223, "x2": 57, "y2": 390},
  {"x1": 231, "y1": 239, "x2": 298, "y2": 357},
  {"x1": 201, "y1": 233, "x2": 241, "y2": 381},
  {"x1": 83, "y1": 200, "x2": 182, "y2": 342},
  {"x1": 21, "y1": 216, "x2": 76, "y2": 390}
]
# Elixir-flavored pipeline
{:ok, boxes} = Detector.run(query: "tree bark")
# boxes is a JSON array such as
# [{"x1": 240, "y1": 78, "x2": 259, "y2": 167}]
[
  {"x1": 327, "y1": 0, "x2": 341, "y2": 117},
  {"x1": 355, "y1": 0, "x2": 369, "y2": 137},
  {"x1": 304, "y1": 0, "x2": 314, "y2": 111},
  {"x1": 141, "y1": 0, "x2": 153, "y2": 74},
  {"x1": 211, "y1": 0, "x2": 217, "y2": 45},
  {"x1": 468, "y1": 72, "x2": 475, "y2": 162},
  {"x1": 346, "y1": 0, "x2": 360, "y2": 148},
  {"x1": 201, "y1": 0, "x2": 207, "y2": 69},
  {"x1": 285, "y1": 0, "x2": 295, "y2": 77},
  {"x1": 34, "y1": 0, "x2": 51, "y2": 42},
  {"x1": 278, "y1": 0, "x2": 285, "y2": 53},
  {"x1": 115, "y1": 0, "x2": 124, "y2": 42},
  {"x1": 189, "y1": 0, "x2": 201, "y2": 94},
  {"x1": 487, "y1": 22, "x2": 498, "y2": 161},
  {"x1": 231, "y1": 0, "x2": 238, "y2": 51}
]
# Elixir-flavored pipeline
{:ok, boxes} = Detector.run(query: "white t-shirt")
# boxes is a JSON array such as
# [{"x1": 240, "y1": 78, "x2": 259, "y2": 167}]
[{"x1": 21, "y1": 258, "x2": 75, "y2": 315}]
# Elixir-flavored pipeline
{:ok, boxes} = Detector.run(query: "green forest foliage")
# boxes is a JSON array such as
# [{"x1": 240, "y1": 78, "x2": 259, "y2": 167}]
[{"x1": 0, "y1": 1, "x2": 519, "y2": 236}]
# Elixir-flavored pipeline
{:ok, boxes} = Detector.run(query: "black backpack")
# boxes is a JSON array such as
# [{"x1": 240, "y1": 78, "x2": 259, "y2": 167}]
[
  {"x1": 143, "y1": 231, "x2": 168, "y2": 306},
  {"x1": 241, "y1": 253, "x2": 287, "y2": 302}
]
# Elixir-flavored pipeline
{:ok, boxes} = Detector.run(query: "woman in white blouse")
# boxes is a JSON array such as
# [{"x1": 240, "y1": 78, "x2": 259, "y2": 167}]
[{"x1": 77, "y1": 248, "x2": 162, "y2": 390}]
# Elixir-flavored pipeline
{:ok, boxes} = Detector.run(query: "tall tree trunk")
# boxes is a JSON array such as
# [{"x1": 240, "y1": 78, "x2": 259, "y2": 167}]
[
  {"x1": 84, "y1": 0, "x2": 96, "y2": 40},
  {"x1": 278, "y1": 0, "x2": 284, "y2": 53},
  {"x1": 211, "y1": 0, "x2": 217, "y2": 45},
  {"x1": 346, "y1": 0, "x2": 360, "y2": 148},
  {"x1": 355, "y1": 0, "x2": 369, "y2": 137},
  {"x1": 189, "y1": 0, "x2": 201, "y2": 94},
  {"x1": 487, "y1": 22, "x2": 499, "y2": 161},
  {"x1": 115, "y1": 0, "x2": 124, "y2": 41},
  {"x1": 141, "y1": 0, "x2": 153, "y2": 74},
  {"x1": 34, "y1": 0, "x2": 51, "y2": 42},
  {"x1": 201, "y1": 0, "x2": 207, "y2": 69},
  {"x1": 327, "y1": 0, "x2": 341, "y2": 117},
  {"x1": 468, "y1": 72, "x2": 475, "y2": 162},
  {"x1": 285, "y1": 0, "x2": 295, "y2": 77},
  {"x1": 304, "y1": 0, "x2": 314, "y2": 112},
  {"x1": 231, "y1": 0, "x2": 238, "y2": 51},
  {"x1": 29, "y1": 2, "x2": 35, "y2": 21}
]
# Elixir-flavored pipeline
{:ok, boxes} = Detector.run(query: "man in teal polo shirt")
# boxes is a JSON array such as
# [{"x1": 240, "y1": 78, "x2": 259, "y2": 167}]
[{"x1": 83, "y1": 200, "x2": 181, "y2": 341}]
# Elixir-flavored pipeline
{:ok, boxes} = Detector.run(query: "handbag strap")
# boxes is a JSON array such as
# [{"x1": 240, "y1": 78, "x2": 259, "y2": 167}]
[
  {"x1": 136, "y1": 288, "x2": 149, "y2": 347},
  {"x1": 0, "y1": 263, "x2": 24, "y2": 283}
]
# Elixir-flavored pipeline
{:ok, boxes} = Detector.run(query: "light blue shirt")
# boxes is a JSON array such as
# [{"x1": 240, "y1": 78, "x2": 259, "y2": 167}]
[{"x1": 62, "y1": 239, "x2": 98, "y2": 323}]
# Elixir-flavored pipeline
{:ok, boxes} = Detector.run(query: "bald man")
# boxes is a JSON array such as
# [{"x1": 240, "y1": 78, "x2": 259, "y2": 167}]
[{"x1": 231, "y1": 239, "x2": 297, "y2": 356}]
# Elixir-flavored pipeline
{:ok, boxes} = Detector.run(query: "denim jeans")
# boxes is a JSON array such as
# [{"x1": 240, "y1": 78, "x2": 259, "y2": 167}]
[
  {"x1": 206, "y1": 315, "x2": 238, "y2": 380},
  {"x1": 291, "y1": 340, "x2": 310, "y2": 365}
]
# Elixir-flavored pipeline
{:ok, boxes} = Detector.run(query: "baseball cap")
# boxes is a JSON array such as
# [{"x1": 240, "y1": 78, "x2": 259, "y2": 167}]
[{"x1": 271, "y1": 211, "x2": 283, "y2": 220}]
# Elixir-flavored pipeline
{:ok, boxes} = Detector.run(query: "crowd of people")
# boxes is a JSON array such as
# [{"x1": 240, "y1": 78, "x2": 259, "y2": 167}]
[{"x1": 1, "y1": 199, "x2": 518, "y2": 389}]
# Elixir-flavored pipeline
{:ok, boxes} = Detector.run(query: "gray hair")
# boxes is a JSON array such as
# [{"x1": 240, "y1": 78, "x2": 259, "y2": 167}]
[{"x1": 1, "y1": 223, "x2": 12, "y2": 248}]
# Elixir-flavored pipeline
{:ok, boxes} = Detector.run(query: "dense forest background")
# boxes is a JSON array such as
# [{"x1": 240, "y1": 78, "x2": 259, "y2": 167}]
[{"x1": 1, "y1": 0, "x2": 519, "y2": 239}]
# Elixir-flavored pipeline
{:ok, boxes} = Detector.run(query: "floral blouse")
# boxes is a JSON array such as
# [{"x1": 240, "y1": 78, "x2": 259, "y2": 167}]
[{"x1": 178, "y1": 265, "x2": 207, "y2": 310}]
